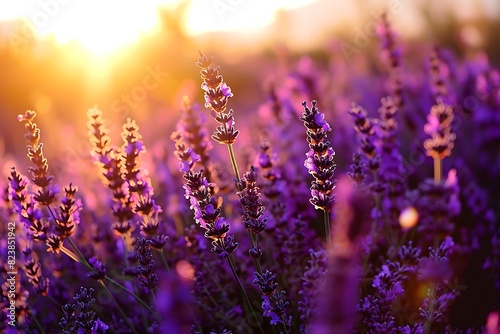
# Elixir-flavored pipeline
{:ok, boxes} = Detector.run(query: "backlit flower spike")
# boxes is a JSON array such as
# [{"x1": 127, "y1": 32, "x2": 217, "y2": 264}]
[
  {"x1": 177, "y1": 97, "x2": 213, "y2": 181},
  {"x1": 23, "y1": 254, "x2": 50, "y2": 296},
  {"x1": 197, "y1": 52, "x2": 239, "y2": 145},
  {"x1": 54, "y1": 183, "x2": 82, "y2": 239},
  {"x1": 254, "y1": 270, "x2": 290, "y2": 328},
  {"x1": 18, "y1": 110, "x2": 59, "y2": 206},
  {"x1": 423, "y1": 100, "x2": 456, "y2": 183},
  {"x1": 8, "y1": 167, "x2": 47, "y2": 241},
  {"x1": 120, "y1": 118, "x2": 163, "y2": 227},
  {"x1": 172, "y1": 130, "x2": 238, "y2": 258},
  {"x1": 87, "y1": 107, "x2": 134, "y2": 236}
]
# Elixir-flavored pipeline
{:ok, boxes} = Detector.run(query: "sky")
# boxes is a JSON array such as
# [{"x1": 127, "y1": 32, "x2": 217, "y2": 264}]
[
  {"x1": 0, "y1": 0, "x2": 317, "y2": 53},
  {"x1": 0, "y1": 0, "x2": 498, "y2": 55}
]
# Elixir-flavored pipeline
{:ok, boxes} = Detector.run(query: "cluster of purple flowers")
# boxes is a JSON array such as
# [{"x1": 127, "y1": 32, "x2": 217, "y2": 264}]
[{"x1": 1, "y1": 14, "x2": 500, "y2": 334}]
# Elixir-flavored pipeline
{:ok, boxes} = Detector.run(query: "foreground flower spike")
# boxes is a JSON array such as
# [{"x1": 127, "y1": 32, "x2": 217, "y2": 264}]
[
  {"x1": 60, "y1": 287, "x2": 107, "y2": 334},
  {"x1": 197, "y1": 52, "x2": 239, "y2": 145},
  {"x1": 197, "y1": 52, "x2": 242, "y2": 191},
  {"x1": 300, "y1": 100, "x2": 336, "y2": 245},
  {"x1": 237, "y1": 166, "x2": 267, "y2": 261},
  {"x1": 423, "y1": 101, "x2": 456, "y2": 183},
  {"x1": 54, "y1": 183, "x2": 81, "y2": 239},
  {"x1": 121, "y1": 118, "x2": 163, "y2": 237},
  {"x1": 197, "y1": 52, "x2": 233, "y2": 114},
  {"x1": 24, "y1": 254, "x2": 50, "y2": 296},
  {"x1": 172, "y1": 131, "x2": 238, "y2": 257},
  {"x1": 135, "y1": 238, "x2": 158, "y2": 291},
  {"x1": 17, "y1": 111, "x2": 83, "y2": 255},
  {"x1": 87, "y1": 107, "x2": 134, "y2": 236},
  {"x1": 8, "y1": 167, "x2": 47, "y2": 240},
  {"x1": 253, "y1": 270, "x2": 290, "y2": 329},
  {"x1": 17, "y1": 110, "x2": 58, "y2": 206},
  {"x1": 173, "y1": 131, "x2": 267, "y2": 333}
]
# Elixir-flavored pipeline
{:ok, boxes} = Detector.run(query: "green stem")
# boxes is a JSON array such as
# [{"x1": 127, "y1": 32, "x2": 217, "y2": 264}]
[
  {"x1": 227, "y1": 257, "x2": 265, "y2": 334},
  {"x1": 227, "y1": 143, "x2": 263, "y2": 275},
  {"x1": 254, "y1": 234, "x2": 262, "y2": 274},
  {"x1": 46, "y1": 294, "x2": 63, "y2": 314},
  {"x1": 122, "y1": 236, "x2": 130, "y2": 267},
  {"x1": 323, "y1": 210, "x2": 331, "y2": 250},
  {"x1": 371, "y1": 172, "x2": 393, "y2": 243},
  {"x1": 59, "y1": 244, "x2": 80, "y2": 263},
  {"x1": 47, "y1": 206, "x2": 154, "y2": 327},
  {"x1": 30, "y1": 310, "x2": 46, "y2": 334},
  {"x1": 125, "y1": 237, "x2": 150, "y2": 329},
  {"x1": 104, "y1": 276, "x2": 155, "y2": 313},
  {"x1": 157, "y1": 249, "x2": 171, "y2": 273},
  {"x1": 227, "y1": 143, "x2": 242, "y2": 187},
  {"x1": 99, "y1": 280, "x2": 139, "y2": 334},
  {"x1": 280, "y1": 316, "x2": 290, "y2": 334},
  {"x1": 66, "y1": 236, "x2": 90, "y2": 267},
  {"x1": 151, "y1": 290, "x2": 163, "y2": 324},
  {"x1": 47, "y1": 205, "x2": 89, "y2": 267},
  {"x1": 247, "y1": 230, "x2": 262, "y2": 274},
  {"x1": 434, "y1": 157, "x2": 442, "y2": 184},
  {"x1": 424, "y1": 283, "x2": 436, "y2": 334}
]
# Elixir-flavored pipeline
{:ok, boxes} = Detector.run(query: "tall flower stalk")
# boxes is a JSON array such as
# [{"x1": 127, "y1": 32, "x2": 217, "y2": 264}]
[
  {"x1": 17, "y1": 111, "x2": 81, "y2": 260},
  {"x1": 237, "y1": 166, "x2": 267, "y2": 273},
  {"x1": 172, "y1": 132, "x2": 267, "y2": 332},
  {"x1": 177, "y1": 97, "x2": 214, "y2": 181},
  {"x1": 87, "y1": 107, "x2": 134, "y2": 240},
  {"x1": 16, "y1": 110, "x2": 149, "y2": 332},
  {"x1": 195, "y1": 55, "x2": 291, "y2": 330},
  {"x1": 300, "y1": 100, "x2": 336, "y2": 247},
  {"x1": 196, "y1": 52, "x2": 241, "y2": 188}
]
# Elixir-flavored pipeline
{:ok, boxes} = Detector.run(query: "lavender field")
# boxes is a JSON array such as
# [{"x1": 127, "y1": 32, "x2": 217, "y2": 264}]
[{"x1": 1, "y1": 2, "x2": 500, "y2": 333}]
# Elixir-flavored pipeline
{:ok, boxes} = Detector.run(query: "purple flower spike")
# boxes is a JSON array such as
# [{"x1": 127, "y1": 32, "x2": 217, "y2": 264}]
[{"x1": 300, "y1": 100, "x2": 336, "y2": 212}]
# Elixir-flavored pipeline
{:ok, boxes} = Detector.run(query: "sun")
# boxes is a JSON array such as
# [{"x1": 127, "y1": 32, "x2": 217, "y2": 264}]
[
  {"x1": 46, "y1": 0, "x2": 174, "y2": 55},
  {"x1": 1, "y1": 0, "x2": 321, "y2": 55},
  {"x1": 1, "y1": 0, "x2": 180, "y2": 55}
]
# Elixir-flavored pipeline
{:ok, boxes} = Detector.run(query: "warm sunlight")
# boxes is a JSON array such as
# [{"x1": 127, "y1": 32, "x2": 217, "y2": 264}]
[
  {"x1": 183, "y1": 0, "x2": 318, "y2": 35},
  {"x1": 47, "y1": 1, "x2": 166, "y2": 55},
  {"x1": 0, "y1": 0, "x2": 177, "y2": 55},
  {"x1": 0, "y1": 0, "x2": 319, "y2": 55},
  {"x1": 2, "y1": 0, "x2": 500, "y2": 332}
]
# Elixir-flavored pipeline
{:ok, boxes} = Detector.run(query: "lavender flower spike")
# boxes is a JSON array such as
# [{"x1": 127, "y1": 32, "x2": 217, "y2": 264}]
[
  {"x1": 18, "y1": 110, "x2": 59, "y2": 206},
  {"x1": 197, "y1": 52, "x2": 239, "y2": 146},
  {"x1": 300, "y1": 100, "x2": 336, "y2": 212},
  {"x1": 423, "y1": 100, "x2": 456, "y2": 183},
  {"x1": 300, "y1": 100, "x2": 336, "y2": 246}
]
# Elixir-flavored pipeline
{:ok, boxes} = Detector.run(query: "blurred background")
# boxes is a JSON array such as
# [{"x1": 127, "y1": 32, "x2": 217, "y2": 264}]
[{"x1": 0, "y1": 0, "x2": 499, "y2": 183}]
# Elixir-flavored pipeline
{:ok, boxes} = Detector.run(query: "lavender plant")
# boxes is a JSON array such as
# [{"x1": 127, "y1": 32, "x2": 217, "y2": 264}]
[{"x1": 2, "y1": 14, "x2": 499, "y2": 334}]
